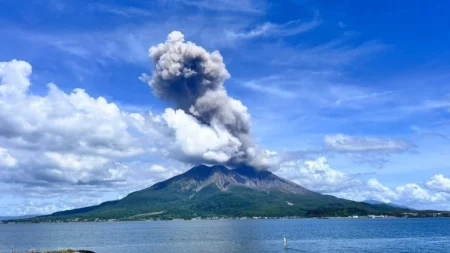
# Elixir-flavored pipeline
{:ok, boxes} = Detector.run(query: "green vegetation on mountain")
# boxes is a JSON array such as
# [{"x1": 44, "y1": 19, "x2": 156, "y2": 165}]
[{"x1": 11, "y1": 165, "x2": 416, "y2": 222}]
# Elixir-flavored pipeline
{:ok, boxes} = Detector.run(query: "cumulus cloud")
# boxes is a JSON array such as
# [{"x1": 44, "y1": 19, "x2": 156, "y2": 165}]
[
  {"x1": 0, "y1": 60, "x2": 143, "y2": 158},
  {"x1": 276, "y1": 157, "x2": 361, "y2": 193},
  {"x1": 162, "y1": 108, "x2": 243, "y2": 163},
  {"x1": 0, "y1": 59, "x2": 163, "y2": 215},
  {"x1": 364, "y1": 179, "x2": 398, "y2": 203},
  {"x1": 276, "y1": 156, "x2": 449, "y2": 209},
  {"x1": 0, "y1": 59, "x2": 201, "y2": 215},
  {"x1": 396, "y1": 183, "x2": 448, "y2": 203},
  {"x1": 426, "y1": 174, "x2": 450, "y2": 193},
  {"x1": 335, "y1": 178, "x2": 450, "y2": 209},
  {"x1": 333, "y1": 178, "x2": 398, "y2": 203},
  {"x1": 146, "y1": 31, "x2": 273, "y2": 169},
  {"x1": 0, "y1": 59, "x2": 32, "y2": 97},
  {"x1": 4, "y1": 156, "x2": 130, "y2": 187},
  {"x1": 43, "y1": 152, "x2": 109, "y2": 171},
  {"x1": 0, "y1": 59, "x2": 154, "y2": 190}
]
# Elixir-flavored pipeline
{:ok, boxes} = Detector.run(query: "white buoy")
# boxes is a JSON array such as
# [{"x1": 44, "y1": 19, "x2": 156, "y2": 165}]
[{"x1": 283, "y1": 235, "x2": 288, "y2": 249}]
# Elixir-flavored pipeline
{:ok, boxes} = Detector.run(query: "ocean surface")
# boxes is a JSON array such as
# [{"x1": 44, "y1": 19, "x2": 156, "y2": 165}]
[{"x1": 1, "y1": 218, "x2": 450, "y2": 253}]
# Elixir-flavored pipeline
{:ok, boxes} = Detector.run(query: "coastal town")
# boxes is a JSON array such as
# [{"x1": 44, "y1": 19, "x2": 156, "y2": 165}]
[{"x1": 3, "y1": 212, "x2": 449, "y2": 224}]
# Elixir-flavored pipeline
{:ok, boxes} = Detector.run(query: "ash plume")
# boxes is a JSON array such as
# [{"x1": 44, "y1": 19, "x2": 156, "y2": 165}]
[{"x1": 146, "y1": 31, "x2": 276, "y2": 169}]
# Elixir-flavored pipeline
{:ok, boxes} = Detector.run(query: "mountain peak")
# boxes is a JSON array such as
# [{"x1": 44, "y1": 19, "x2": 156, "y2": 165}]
[
  {"x1": 149, "y1": 164, "x2": 313, "y2": 195},
  {"x1": 182, "y1": 164, "x2": 229, "y2": 180}
]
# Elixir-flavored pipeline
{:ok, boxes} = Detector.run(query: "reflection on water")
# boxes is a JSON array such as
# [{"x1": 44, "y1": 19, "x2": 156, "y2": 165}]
[{"x1": 1, "y1": 218, "x2": 450, "y2": 253}]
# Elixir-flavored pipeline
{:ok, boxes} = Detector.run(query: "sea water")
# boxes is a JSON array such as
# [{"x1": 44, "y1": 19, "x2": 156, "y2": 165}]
[{"x1": 1, "y1": 218, "x2": 449, "y2": 253}]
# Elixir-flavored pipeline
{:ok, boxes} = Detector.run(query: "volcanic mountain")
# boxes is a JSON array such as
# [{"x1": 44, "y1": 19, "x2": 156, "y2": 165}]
[{"x1": 23, "y1": 165, "x2": 409, "y2": 221}]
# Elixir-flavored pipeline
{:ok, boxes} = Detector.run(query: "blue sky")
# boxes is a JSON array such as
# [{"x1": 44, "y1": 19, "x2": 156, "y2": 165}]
[{"x1": 1, "y1": 0, "x2": 450, "y2": 215}]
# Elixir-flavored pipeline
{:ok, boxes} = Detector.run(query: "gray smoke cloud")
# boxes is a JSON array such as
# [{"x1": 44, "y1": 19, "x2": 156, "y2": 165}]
[{"x1": 147, "y1": 31, "x2": 276, "y2": 169}]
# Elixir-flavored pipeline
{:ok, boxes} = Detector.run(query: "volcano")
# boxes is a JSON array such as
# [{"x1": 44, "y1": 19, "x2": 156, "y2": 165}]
[{"x1": 22, "y1": 165, "x2": 409, "y2": 221}]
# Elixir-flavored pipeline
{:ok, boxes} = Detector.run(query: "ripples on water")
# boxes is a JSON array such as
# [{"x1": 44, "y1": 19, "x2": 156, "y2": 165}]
[{"x1": 1, "y1": 218, "x2": 449, "y2": 253}]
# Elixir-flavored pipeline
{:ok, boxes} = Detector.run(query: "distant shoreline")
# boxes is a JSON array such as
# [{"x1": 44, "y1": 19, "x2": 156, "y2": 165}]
[{"x1": 2, "y1": 214, "x2": 449, "y2": 224}]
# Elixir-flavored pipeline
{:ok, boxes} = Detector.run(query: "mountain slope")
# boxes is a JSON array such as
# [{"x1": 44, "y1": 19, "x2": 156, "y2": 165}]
[
  {"x1": 18, "y1": 165, "x2": 411, "y2": 222},
  {"x1": 0, "y1": 214, "x2": 39, "y2": 221},
  {"x1": 363, "y1": 199, "x2": 415, "y2": 210}
]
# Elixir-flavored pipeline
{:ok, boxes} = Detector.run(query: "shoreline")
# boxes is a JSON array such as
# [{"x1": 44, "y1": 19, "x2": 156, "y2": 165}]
[{"x1": 2, "y1": 215, "x2": 449, "y2": 224}]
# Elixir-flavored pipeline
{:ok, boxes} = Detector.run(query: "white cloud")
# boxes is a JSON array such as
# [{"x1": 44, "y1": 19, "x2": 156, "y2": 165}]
[
  {"x1": 334, "y1": 178, "x2": 450, "y2": 209},
  {"x1": 426, "y1": 174, "x2": 450, "y2": 193},
  {"x1": 0, "y1": 158, "x2": 184, "y2": 215},
  {"x1": 333, "y1": 178, "x2": 398, "y2": 203},
  {"x1": 33, "y1": 153, "x2": 131, "y2": 185},
  {"x1": 402, "y1": 98, "x2": 450, "y2": 113},
  {"x1": 0, "y1": 59, "x2": 155, "y2": 192},
  {"x1": 147, "y1": 163, "x2": 184, "y2": 181},
  {"x1": 276, "y1": 157, "x2": 361, "y2": 193},
  {"x1": 274, "y1": 155, "x2": 449, "y2": 210},
  {"x1": 0, "y1": 48, "x2": 263, "y2": 173},
  {"x1": 323, "y1": 134, "x2": 415, "y2": 168},
  {"x1": 0, "y1": 147, "x2": 17, "y2": 168},
  {"x1": 125, "y1": 104, "x2": 276, "y2": 169},
  {"x1": 226, "y1": 18, "x2": 320, "y2": 40},
  {"x1": 266, "y1": 38, "x2": 387, "y2": 67},
  {"x1": 162, "y1": 108, "x2": 243, "y2": 164},
  {"x1": 90, "y1": 3, "x2": 153, "y2": 17},
  {"x1": 174, "y1": 0, "x2": 265, "y2": 14},
  {"x1": 6, "y1": 14, "x2": 255, "y2": 67},
  {"x1": 12, "y1": 195, "x2": 106, "y2": 216},
  {"x1": 0, "y1": 59, "x2": 32, "y2": 97},
  {"x1": 17, "y1": 201, "x2": 72, "y2": 215},
  {"x1": 0, "y1": 60, "x2": 143, "y2": 158},
  {"x1": 149, "y1": 164, "x2": 168, "y2": 173},
  {"x1": 44, "y1": 152, "x2": 110, "y2": 171},
  {"x1": 332, "y1": 86, "x2": 394, "y2": 109},
  {"x1": 125, "y1": 111, "x2": 167, "y2": 147},
  {"x1": 241, "y1": 79, "x2": 297, "y2": 98},
  {"x1": 396, "y1": 183, "x2": 447, "y2": 203},
  {"x1": 365, "y1": 178, "x2": 398, "y2": 202},
  {"x1": 410, "y1": 125, "x2": 449, "y2": 140},
  {"x1": 324, "y1": 134, "x2": 414, "y2": 153}
]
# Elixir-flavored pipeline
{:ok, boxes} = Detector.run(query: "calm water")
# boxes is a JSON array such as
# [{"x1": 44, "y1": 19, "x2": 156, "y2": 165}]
[{"x1": 1, "y1": 218, "x2": 450, "y2": 253}]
